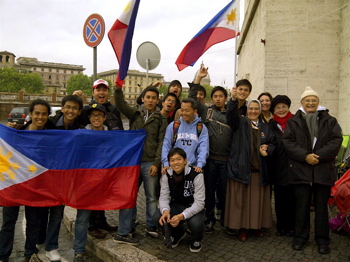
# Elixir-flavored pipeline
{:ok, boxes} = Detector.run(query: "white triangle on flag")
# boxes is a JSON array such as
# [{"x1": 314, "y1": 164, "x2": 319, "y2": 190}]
[{"x1": 0, "y1": 138, "x2": 48, "y2": 190}]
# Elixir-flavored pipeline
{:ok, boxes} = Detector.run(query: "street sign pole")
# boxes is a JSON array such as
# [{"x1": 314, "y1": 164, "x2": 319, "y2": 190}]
[{"x1": 93, "y1": 47, "x2": 97, "y2": 81}]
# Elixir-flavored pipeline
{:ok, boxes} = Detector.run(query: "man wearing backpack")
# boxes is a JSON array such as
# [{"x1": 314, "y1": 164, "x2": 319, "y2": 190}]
[{"x1": 161, "y1": 98, "x2": 209, "y2": 174}]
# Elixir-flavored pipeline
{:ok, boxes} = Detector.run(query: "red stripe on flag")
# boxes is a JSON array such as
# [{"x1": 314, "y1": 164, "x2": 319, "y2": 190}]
[
  {"x1": 176, "y1": 27, "x2": 238, "y2": 71},
  {"x1": 0, "y1": 165, "x2": 140, "y2": 210}
]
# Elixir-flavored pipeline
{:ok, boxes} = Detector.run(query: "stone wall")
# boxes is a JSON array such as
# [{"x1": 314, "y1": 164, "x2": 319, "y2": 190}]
[
  {"x1": 338, "y1": 0, "x2": 350, "y2": 133},
  {"x1": 237, "y1": 0, "x2": 349, "y2": 132}
]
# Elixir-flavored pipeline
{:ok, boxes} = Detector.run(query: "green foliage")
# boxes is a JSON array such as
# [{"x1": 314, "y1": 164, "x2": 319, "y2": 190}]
[
  {"x1": 202, "y1": 84, "x2": 214, "y2": 101},
  {"x1": 66, "y1": 74, "x2": 93, "y2": 95},
  {"x1": 22, "y1": 73, "x2": 45, "y2": 93},
  {"x1": 0, "y1": 67, "x2": 44, "y2": 93},
  {"x1": 158, "y1": 85, "x2": 168, "y2": 96}
]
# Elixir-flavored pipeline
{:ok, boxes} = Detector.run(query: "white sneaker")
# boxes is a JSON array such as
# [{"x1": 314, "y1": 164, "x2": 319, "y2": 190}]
[{"x1": 45, "y1": 249, "x2": 61, "y2": 261}]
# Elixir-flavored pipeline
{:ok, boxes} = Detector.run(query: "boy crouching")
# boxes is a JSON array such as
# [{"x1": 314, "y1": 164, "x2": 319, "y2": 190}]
[{"x1": 153, "y1": 148, "x2": 205, "y2": 252}]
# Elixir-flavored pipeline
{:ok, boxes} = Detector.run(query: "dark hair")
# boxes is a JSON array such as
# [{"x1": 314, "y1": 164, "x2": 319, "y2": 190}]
[
  {"x1": 257, "y1": 92, "x2": 273, "y2": 102},
  {"x1": 167, "y1": 147, "x2": 187, "y2": 162},
  {"x1": 29, "y1": 99, "x2": 51, "y2": 115},
  {"x1": 181, "y1": 98, "x2": 198, "y2": 110},
  {"x1": 197, "y1": 85, "x2": 207, "y2": 99},
  {"x1": 164, "y1": 92, "x2": 180, "y2": 103},
  {"x1": 61, "y1": 95, "x2": 83, "y2": 109},
  {"x1": 168, "y1": 80, "x2": 182, "y2": 96},
  {"x1": 211, "y1": 86, "x2": 227, "y2": 98},
  {"x1": 236, "y1": 79, "x2": 252, "y2": 92},
  {"x1": 141, "y1": 86, "x2": 159, "y2": 98}
]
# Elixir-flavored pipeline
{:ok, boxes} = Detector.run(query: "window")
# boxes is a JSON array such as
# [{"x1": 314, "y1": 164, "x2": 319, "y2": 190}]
[
  {"x1": 41, "y1": 68, "x2": 44, "y2": 72},
  {"x1": 129, "y1": 87, "x2": 132, "y2": 93},
  {"x1": 64, "y1": 70, "x2": 66, "y2": 73},
  {"x1": 56, "y1": 69, "x2": 59, "y2": 73},
  {"x1": 49, "y1": 68, "x2": 52, "y2": 72},
  {"x1": 6, "y1": 56, "x2": 9, "y2": 62},
  {"x1": 56, "y1": 75, "x2": 59, "y2": 80},
  {"x1": 0, "y1": 55, "x2": 2, "y2": 62},
  {"x1": 71, "y1": 70, "x2": 74, "y2": 74},
  {"x1": 49, "y1": 75, "x2": 52, "y2": 80}
]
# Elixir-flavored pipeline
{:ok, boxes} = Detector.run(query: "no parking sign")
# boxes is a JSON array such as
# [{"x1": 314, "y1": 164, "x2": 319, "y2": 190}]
[{"x1": 83, "y1": 14, "x2": 105, "y2": 47}]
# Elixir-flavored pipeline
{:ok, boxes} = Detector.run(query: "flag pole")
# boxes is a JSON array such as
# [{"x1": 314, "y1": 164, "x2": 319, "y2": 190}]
[{"x1": 233, "y1": 36, "x2": 238, "y2": 85}]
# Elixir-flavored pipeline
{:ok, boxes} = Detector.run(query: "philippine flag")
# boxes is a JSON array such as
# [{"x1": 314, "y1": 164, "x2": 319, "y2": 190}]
[
  {"x1": 175, "y1": 0, "x2": 240, "y2": 71},
  {"x1": 0, "y1": 125, "x2": 145, "y2": 210},
  {"x1": 108, "y1": 0, "x2": 140, "y2": 88}
]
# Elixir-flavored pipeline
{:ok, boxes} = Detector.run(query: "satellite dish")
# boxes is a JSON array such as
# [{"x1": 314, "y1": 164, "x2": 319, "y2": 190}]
[{"x1": 136, "y1": 41, "x2": 161, "y2": 70}]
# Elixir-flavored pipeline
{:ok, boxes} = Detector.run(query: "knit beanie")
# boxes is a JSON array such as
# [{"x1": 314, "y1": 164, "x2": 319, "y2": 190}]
[
  {"x1": 270, "y1": 95, "x2": 291, "y2": 112},
  {"x1": 301, "y1": 86, "x2": 319, "y2": 100}
]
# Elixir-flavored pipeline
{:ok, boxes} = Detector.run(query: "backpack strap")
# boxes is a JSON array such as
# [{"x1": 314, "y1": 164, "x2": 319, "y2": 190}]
[
  {"x1": 172, "y1": 120, "x2": 181, "y2": 147},
  {"x1": 172, "y1": 120, "x2": 202, "y2": 147}
]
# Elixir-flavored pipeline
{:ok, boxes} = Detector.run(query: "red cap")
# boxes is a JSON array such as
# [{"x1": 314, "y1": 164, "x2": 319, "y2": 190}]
[{"x1": 93, "y1": 79, "x2": 109, "y2": 89}]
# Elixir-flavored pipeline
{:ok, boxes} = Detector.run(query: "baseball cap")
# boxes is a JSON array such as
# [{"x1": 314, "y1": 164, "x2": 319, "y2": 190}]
[
  {"x1": 87, "y1": 103, "x2": 106, "y2": 115},
  {"x1": 93, "y1": 79, "x2": 109, "y2": 89}
]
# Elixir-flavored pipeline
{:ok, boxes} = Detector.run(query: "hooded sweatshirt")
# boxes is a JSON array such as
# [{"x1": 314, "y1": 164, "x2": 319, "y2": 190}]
[
  {"x1": 162, "y1": 115, "x2": 209, "y2": 168},
  {"x1": 159, "y1": 162, "x2": 205, "y2": 219}
]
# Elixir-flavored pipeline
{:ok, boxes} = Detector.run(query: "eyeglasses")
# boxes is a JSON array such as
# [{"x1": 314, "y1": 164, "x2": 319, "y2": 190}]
[
  {"x1": 63, "y1": 105, "x2": 80, "y2": 111},
  {"x1": 90, "y1": 114, "x2": 104, "y2": 118}
]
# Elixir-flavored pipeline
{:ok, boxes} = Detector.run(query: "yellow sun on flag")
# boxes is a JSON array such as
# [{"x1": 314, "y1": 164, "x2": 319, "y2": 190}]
[
  {"x1": 0, "y1": 147, "x2": 20, "y2": 182},
  {"x1": 124, "y1": 1, "x2": 132, "y2": 13},
  {"x1": 226, "y1": 8, "x2": 237, "y2": 26}
]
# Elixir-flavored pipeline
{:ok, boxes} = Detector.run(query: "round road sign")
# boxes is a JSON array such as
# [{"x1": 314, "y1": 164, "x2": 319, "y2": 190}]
[{"x1": 83, "y1": 14, "x2": 105, "y2": 48}]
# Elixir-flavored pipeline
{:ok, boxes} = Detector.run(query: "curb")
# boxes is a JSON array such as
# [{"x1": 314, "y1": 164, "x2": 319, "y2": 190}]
[{"x1": 62, "y1": 207, "x2": 165, "y2": 262}]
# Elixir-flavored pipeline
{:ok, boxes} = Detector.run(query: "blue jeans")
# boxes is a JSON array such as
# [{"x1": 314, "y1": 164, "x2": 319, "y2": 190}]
[
  {"x1": 132, "y1": 162, "x2": 159, "y2": 228},
  {"x1": 37, "y1": 205, "x2": 65, "y2": 251},
  {"x1": 0, "y1": 206, "x2": 39, "y2": 260},
  {"x1": 153, "y1": 203, "x2": 205, "y2": 241},
  {"x1": 203, "y1": 158, "x2": 228, "y2": 224},
  {"x1": 118, "y1": 208, "x2": 134, "y2": 236},
  {"x1": 74, "y1": 209, "x2": 92, "y2": 253}
]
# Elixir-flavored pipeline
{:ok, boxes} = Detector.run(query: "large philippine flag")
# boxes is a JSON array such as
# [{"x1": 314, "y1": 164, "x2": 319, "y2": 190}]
[
  {"x1": 175, "y1": 0, "x2": 240, "y2": 71},
  {"x1": 108, "y1": 0, "x2": 140, "y2": 88},
  {"x1": 0, "y1": 125, "x2": 146, "y2": 210}
]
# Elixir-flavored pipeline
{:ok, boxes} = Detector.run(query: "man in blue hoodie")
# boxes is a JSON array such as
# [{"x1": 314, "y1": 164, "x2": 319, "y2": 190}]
[{"x1": 161, "y1": 98, "x2": 209, "y2": 174}]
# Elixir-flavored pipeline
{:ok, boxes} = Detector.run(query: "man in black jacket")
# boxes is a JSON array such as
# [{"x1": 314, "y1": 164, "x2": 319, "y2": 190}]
[{"x1": 283, "y1": 86, "x2": 342, "y2": 254}]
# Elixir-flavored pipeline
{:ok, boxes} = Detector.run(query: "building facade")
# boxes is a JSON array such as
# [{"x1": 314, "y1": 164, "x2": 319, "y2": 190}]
[
  {"x1": 237, "y1": 0, "x2": 350, "y2": 132},
  {"x1": 0, "y1": 51, "x2": 85, "y2": 95},
  {"x1": 98, "y1": 69, "x2": 163, "y2": 99}
]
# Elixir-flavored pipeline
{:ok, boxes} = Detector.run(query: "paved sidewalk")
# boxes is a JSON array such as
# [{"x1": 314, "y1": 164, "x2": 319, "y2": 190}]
[{"x1": 2, "y1": 187, "x2": 350, "y2": 262}]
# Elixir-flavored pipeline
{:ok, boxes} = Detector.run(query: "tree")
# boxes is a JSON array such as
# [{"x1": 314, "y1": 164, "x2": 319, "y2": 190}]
[
  {"x1": 66, "y1": 74, "x2": 92, "y2": 95},
  {"x1": 0, "y1": 67, "x2": 45, "y2": 93},
  {"x1": 22, "y1": 73, "x2": 45, "y2": 93},
  {"x1": 202, "y1": 84, "x2": 214, "y2": 102},
  {"x1": 0, "y1": 67, "x2": 23, "y2": 92}
]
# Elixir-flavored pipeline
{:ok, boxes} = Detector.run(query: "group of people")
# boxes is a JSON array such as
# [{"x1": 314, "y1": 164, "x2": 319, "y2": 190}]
[{"x1": 0, "y1": 65, "x2": 343, "y2": 261}]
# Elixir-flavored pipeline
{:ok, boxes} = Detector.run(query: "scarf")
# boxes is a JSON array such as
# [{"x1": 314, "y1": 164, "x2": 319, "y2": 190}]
[{"x1": 273, "y1": 111, "x2": 293, "y2": 132}]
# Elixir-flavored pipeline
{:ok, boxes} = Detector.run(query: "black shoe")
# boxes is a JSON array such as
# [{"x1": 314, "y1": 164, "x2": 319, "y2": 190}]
[
  {"x1": 276, "y1": 229, "x2": 285, "y2": 236},
  {"x1": 292, "y1": 242, "x2": 306, "y2": 251},
  {"x1": 205, "y1": 222, "x2": 214, "y2": 234},
  {"x1": 114, "y1": 234, "x2": 140, "y2": 245},
  {"x1": 171, "y1": 232, "x2": 186, "y2": 248},
  {"x1": 318, "y1": 244, "x2": 330, "y2": 254},
  {"x1": 99, "y1": 223, "x2": 118, "y2": 232},
  {"x1": 145, "y1": 226, "x2": 159, "y2": 238},
  {"x1": 88, "y1": 228, "x2": 107, "y2": 239},
  {"x1": 189, "y1": 241, "x2": 202, "y2": 253}
]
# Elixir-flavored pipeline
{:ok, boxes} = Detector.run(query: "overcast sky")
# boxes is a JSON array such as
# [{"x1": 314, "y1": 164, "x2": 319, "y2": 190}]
[{"x1": 0, "y1": 0, "x2": 242, "y2": 88}]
